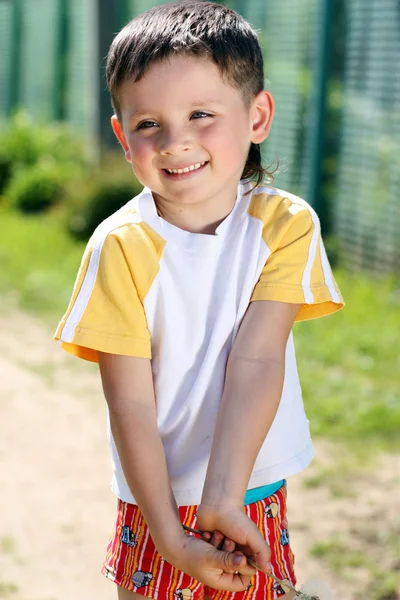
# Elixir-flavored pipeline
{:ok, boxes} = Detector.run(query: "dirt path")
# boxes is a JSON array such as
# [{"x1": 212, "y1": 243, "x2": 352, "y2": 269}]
[{"x1": 0, "y1": 311, "x2": 399, "y2": 600}]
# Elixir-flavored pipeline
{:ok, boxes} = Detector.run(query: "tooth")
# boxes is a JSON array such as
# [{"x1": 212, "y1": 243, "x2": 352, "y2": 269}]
[{"x1": 165, "y1": 162, "x2": 207, "y2": 174}]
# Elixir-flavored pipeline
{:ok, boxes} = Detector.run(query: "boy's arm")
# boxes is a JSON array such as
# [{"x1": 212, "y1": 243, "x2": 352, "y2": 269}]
[
  {"x1": 198, "y1": 300, "x2": 300, "y2": 570},
  {"x1": 98, "y1": 352, "x2": 255, "y2": 590},
  {"x1": 98, "y1": 353, "x2": 183, "y2": 549}
]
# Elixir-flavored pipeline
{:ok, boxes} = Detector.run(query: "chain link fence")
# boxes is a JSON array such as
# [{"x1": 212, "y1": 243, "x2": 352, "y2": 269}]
[
  {"x1": 0, "y1": 0, "x2": 398, "y2": 275},
  {"x1": 335, "y1": 0, "x2": 400, "y2": 273},
  {"x1": 0, "y1": 0, "x2": 13, "y2": 116}
]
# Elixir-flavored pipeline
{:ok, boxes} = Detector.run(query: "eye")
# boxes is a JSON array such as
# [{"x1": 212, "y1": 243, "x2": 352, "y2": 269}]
[
  {"x1": 136, "y1": 120, "x2": 158, "y2": 130},
  {"x1": 191, "y1": 111, "x2": 212, "y2": 120}
]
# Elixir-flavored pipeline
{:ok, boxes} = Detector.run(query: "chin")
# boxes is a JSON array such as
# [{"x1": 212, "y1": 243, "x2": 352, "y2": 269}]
[{"x1": 162, "y1": 188, "x2": 206, "y2": 205}]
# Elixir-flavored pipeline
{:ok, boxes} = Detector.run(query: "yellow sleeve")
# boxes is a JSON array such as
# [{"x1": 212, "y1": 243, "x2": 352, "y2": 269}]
[
  {"x1": 54, "y1": 228, "x2": 152, "y2": 362},
  {"x1": 250, "y1": 195, "x2": 344, "y2": 322}
]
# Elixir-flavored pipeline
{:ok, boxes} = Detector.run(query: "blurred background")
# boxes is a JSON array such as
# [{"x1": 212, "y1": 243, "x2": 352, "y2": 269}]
[{"x1": 0, "y1": 1, "x2": 399, "y2": 599}]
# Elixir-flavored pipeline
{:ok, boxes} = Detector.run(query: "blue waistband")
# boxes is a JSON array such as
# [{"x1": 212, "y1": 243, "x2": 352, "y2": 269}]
[{"x1": 244, "y1": 480, "x2": 285, "y2": 505}]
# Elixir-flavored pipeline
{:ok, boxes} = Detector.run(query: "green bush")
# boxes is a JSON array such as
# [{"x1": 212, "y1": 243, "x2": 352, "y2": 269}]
[
  {"x1": 6, "y1": 162, "x2": 69, "y2": 213},
  {"x1": 0, "y1": 111, "x2": 87, "y2": 207},
  {"x1": 0, "y1": 149, "x2": 12, "y2": 195},
  {"x1": 0, "y1": 111, "x2": 87, "y2": 168},
  {"x1": 0, "y1": 112, "x2": 43, "y2": 167},
  {"x1": 67, "y1": 172, "x2": 143, "y2": 240},
  {"x1": 0, "y1": 113, "x2": 142, "y2": 225}
]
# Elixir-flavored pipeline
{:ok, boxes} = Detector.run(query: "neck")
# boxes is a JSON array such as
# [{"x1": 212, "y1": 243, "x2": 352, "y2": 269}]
[{"x1": 153, "y1": 186, "x2": 239, "y2": 235}]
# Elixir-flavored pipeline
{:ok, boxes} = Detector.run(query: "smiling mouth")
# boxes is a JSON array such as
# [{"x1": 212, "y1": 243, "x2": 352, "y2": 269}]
[{"x1": 163, "y1": 161, "x2": 207, "y2": 174}]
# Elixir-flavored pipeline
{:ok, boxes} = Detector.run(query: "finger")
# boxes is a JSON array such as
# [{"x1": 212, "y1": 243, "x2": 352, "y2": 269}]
[
  {"x1": 220, "y1": 548, "x2": 242, "y2": 575},
  {"x1": 234, "y1": 573, "x2": 252, "y2": 592},
  {"x1": 201, "y1": 531, "x2": 212, "y2": 542},
  {"x1": 222, "y1": 537, "x2": 236, "y2": 553},
  {"x1": 233, "y1": 552, "x2": 257, "y2": 577},
  {"x1": 241, "y1": 527, "x2": 272, "y2": 573},
  {"x1": 252, "y1": 544, "x2": 272, "y2": 573},
  {"x1": 236, "y1": 545, "x2": 272, "y2": 574},
  {"x1": 216, "y1": 572, "x2": 252, "y2": 593},
  {"x1": 210, "y1": 530, "x2": 225, "y2": 549},
  {"x1": 219, "y1": 547, "x2": 242, "y2": 574},
  {"x1": 211, "y1": 549, "x2": 256, "y2": 577}
]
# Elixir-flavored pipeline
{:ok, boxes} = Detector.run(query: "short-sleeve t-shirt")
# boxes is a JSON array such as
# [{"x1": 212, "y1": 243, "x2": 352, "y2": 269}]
[{"x1": 55, "y1": 181, "x2": 344, "y2": 505}]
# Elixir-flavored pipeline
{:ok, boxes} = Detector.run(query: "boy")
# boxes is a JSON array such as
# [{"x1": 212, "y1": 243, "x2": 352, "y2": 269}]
[{"x1": 54, "y1": 2, "x2": 343, "y2": 599}]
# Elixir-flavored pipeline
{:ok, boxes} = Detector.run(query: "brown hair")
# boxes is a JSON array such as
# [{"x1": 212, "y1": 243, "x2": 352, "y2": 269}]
[{"x1": 106, "y1": 1, "x2": 274, "y2": 186}]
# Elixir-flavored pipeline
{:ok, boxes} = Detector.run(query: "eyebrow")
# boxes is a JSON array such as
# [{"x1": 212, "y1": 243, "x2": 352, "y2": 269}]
[
  {"x1": 127, "y1": 100, "x2": 225, "y2": 122},
  {"x1": 190, "y1": 99, "x2": 224, "y2": 107}
]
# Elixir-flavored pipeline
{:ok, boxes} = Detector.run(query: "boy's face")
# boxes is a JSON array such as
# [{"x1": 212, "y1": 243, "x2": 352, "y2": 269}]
[{"x1": 112, "y1": 55, "x2": 274, "y2": 214}]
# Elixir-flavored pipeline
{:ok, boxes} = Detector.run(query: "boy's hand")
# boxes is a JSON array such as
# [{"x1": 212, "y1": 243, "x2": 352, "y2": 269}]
[
  {"x1": 163, "y1": 530, "x2": 255, "y2": 591},
  {"x1": 195, "y1": 503, "x2": 272, "y2": 573}
]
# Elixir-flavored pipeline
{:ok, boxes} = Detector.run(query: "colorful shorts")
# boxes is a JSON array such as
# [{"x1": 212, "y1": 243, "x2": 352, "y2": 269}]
[{"x1": 102, "y1": 483, "x2": 296, "y2": 599}]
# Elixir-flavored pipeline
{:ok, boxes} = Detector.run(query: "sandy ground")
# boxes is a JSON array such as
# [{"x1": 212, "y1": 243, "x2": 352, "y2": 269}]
[{"x1": 0, "y1": 311, "x2": 399, "y2": 600}]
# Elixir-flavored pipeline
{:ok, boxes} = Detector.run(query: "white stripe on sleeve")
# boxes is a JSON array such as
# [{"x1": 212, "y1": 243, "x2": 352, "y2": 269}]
[
  {"x1": 60, "y1": 235, "x2": 106, "y2": 343},
  {"x1": 272, "y1": 188, "x2": 320, "y2": 305},
  {"x1": 319, "y1": 238, "x2": 342, "y2": 303},
  {"x1": 301, "y1": 209, "x2": 319, "y2": 304}
]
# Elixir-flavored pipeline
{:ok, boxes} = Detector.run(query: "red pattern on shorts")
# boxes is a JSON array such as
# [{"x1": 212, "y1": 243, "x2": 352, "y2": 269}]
[{"x1": 102, "y1": 484, "x2": 296, "y2": 599}]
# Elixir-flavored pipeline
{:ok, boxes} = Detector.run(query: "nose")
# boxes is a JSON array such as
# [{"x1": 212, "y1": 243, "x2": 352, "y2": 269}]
[{"x1": 158, "y1": 126, "x2": 192, "y2": 155}]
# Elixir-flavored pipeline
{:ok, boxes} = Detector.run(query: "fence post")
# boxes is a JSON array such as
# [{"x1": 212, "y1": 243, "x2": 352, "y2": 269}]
[
  {"x1": 9, "y1": 0, "x2": 22, "y2": 114},
  {"x1": 117, "y1": 0, "x2": 131, "y2": 26},
  {"x1": 97, "y1": 0, "x2": 130, "y2": 148},
  {"x1": 55, "y1": 0, "x2": 68, "y2": 121},
  {"x1": 306, "y1": 0, "x2": 334, "y2": 215}
]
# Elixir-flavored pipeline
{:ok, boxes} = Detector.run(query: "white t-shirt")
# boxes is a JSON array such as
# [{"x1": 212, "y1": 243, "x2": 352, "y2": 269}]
[{"x1": 55, "y1": 181, "x2": 343, "y2": 505}]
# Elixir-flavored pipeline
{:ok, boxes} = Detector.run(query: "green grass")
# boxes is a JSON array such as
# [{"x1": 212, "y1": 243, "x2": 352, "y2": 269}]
[
  {"x1": 0, "y1": 209, "x2": 85, "y2": 318},
  {"x1": 310, "y1": 536, "x2": 400, "y2": 600},
  {"x1": 294, "y1": 274, "x2": 400, "y2": 450},
  {"x1": 0, "y1": 209, "x2": 399, "y2": 449},
  {"x1": 0, "y1": 537, "x2": 16, "y2": 555},
  {"x1": 0, "y1": 582, "x2": 18, "y2": 598}
]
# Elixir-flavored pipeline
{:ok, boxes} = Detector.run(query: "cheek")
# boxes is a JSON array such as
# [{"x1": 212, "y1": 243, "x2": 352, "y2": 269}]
[
  {"x1": 202, "y1": 122, "x2": 249, "y2": 164},
  {"x1": 129, "y1": 138, "x2": 155, "y2": 172}
]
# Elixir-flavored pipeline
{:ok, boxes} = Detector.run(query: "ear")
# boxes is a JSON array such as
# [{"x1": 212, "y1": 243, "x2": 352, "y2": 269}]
[
  {"x1": 250, "y1": 91, "x2": 275, "y2": 145},
  {"x1": 111, "y1": 115, "x2": 132, "y2": 162}
]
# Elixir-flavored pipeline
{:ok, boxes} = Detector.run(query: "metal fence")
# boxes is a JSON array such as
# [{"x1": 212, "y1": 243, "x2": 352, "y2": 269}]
[
  {"x1": 0, "y1": 0, "x2": 399, "y2": 275},
  {"x1": 335, "y1": 0, "x2": 400, "y2": 273},
  {"x1": 0, "y1": 0, "x2": 99, "y2": 134}
]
